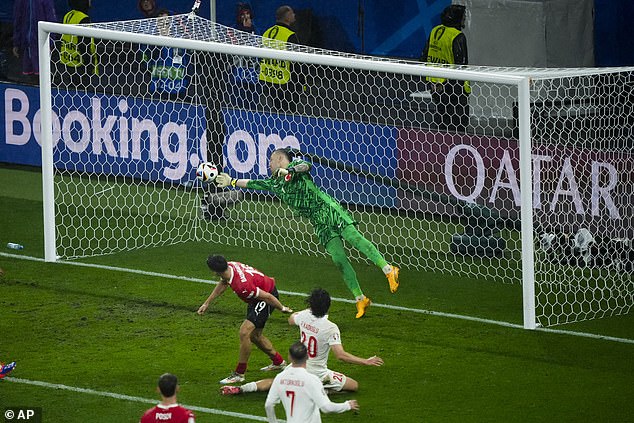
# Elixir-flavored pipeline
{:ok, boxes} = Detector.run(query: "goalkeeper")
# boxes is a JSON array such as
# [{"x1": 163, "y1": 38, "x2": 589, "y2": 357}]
[{"x1": 215, "y1": 148, "x2": 400, "y2": 319}]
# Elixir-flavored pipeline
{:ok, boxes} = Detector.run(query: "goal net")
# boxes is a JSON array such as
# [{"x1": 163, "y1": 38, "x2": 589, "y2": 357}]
[{"x1": 38, "y1": 14, "x2": 633, "y2": 328}]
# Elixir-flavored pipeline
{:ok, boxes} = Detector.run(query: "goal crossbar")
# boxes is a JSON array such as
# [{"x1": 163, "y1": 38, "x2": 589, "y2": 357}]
[{"x1": 38, "y1": 20, "x2": 526, "y2": 85}]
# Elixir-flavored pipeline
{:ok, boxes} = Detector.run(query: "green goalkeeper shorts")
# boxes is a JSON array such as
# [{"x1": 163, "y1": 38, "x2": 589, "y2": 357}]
[{"x1": 310, "y1": 205, "x2": 356, "y2": 246}]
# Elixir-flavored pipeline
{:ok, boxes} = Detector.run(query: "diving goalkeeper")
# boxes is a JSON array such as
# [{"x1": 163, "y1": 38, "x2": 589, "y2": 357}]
[{"x1": 215, "y1": 148, "x2": 399, "y2": 319}]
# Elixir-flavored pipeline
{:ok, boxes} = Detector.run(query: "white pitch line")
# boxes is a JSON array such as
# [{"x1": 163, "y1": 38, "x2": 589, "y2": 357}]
[
  {"x1": 2, "y1": 252, "x2": 633, "y2": 345},
  {"x1": 5, "y1": 377, "x2": 274, "y2": 422}
]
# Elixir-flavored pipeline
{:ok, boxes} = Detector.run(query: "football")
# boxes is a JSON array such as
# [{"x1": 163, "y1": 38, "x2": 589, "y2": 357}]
[{"x1": 196, "y1": 162, "x2": 219, "y2": 183}]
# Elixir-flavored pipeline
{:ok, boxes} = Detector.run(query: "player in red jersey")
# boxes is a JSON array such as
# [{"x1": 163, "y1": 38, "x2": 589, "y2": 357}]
[
  {"x1": 0, "y1": 361, "x2": 16, "y2": 379},
  {"x1": 198, "y1": 254, "x2": 294, "y2": 384},
  {"x1": 140, "y1": 373, "x2": 195, "y2": 423}
]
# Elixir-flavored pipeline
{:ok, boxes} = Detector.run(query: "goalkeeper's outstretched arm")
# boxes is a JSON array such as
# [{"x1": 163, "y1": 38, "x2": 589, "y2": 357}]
[
  {"x1": 215, "y1": 153, "x2": 311, "y2": 189},
  {"x1": 215, "y1": 173, "x2": 250, "y2": 188}
]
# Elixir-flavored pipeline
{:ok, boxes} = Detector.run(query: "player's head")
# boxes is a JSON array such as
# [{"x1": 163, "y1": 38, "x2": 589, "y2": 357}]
[
  {"x1": 307, "y1": 288, "x2": 331, "y2": 318},
  {"x1": 207, "y1": 255, "x2": 229, "y2": 274},
  {"x1": 288, "y1": 341, "x2": 308, "y2": 365},
  {"x1": 272, "y1": 148, "x2": 295, "y2": 161},
  {"x1": 269, "y1": 148, "x2": 294, "y2": 174},
  {"x1": 276, "y1": 5, "x2": 295, "y2": 25},
  {"x1": 157, "y1": 373, "x2": 178, "y2": 398},
  {"x1": 441, "y1": 4, "x2": 466, "y2": 29}
]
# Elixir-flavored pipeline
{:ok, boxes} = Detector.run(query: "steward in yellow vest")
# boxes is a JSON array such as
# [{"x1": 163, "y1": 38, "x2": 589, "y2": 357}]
[
  {"x1": 422, "y1": 4, "x2": 470, "y2": 132},
  {"x1": 259, "y1": 24, "x2": 295, "y2": 85},
  {"x1": 60, "y1": 0, "x2": 98, "y2": 80},
  {"x1": 259, "y1": 5, "x2": 302, "y2": 113}
]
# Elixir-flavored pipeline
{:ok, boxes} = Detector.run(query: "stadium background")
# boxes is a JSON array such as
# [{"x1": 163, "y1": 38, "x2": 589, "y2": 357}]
[{"x1": 0, "y1": 0, "x2": 633, "y2": 64}]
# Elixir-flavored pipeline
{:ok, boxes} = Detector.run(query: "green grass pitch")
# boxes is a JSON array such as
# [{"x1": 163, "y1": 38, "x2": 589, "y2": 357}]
[{"x1": 0, "y1": 166, "x2": 633, "y2": 422}]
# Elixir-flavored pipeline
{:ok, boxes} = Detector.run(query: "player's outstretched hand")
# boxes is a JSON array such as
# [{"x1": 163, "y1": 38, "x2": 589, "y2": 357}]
[
  {"x1": 366, "y1": 355, "x2": 384, "y2": 366},
  {"x1": 347, "y1": 400, "x2": 359, "y2": 411},
  {"x1": 280, "y1": 306, "x2": 293, "y2": 314},
  {"x1": 215, "y1": 173, "x2": 232, "y2": 188},
  {"x1": 197, "y1": 303, "x2": 209, "y2": 315}
]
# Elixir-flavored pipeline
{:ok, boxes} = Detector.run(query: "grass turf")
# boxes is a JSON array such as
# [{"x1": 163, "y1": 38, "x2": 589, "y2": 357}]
[{"x1": 1, "y1": 165, "x2": 633, "y2": 422}]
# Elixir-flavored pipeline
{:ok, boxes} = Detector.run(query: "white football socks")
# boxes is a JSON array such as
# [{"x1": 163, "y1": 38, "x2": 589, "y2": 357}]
[{"x1": 241, "y1": 381, "x2": 258, "y2": 393}]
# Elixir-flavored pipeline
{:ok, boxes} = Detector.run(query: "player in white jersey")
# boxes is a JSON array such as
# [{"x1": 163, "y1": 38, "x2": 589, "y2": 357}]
[
  {"x1": 264, "y1": 341, "x2": 359, "y2": 423},
  {"x1": 221, "y1": 288, "x2": 383, "y2": 396},
  {"x1": 290, "y1": 287, "x2": 383, "y2": 391}
]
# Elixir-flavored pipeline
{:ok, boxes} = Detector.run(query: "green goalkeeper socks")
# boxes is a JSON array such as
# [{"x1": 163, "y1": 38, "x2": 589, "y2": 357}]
[
  {"x1": 341, "y1": 225, "x2": 389, "y2": 269},
  {"x1": 325, "y1": 237, "x2": 364, "y2": 298}
]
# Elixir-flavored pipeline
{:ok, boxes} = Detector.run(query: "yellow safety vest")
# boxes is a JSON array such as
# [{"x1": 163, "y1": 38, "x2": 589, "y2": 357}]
[
  {"x1": 259, "y1": 25, "x2": 294, "y2": 85},
  {"x1": 60, "y1": 10, "x2": 98, "y2": 74},
  {"x1": 425, "y1": 24, "x2": 470, "y2": 93}
]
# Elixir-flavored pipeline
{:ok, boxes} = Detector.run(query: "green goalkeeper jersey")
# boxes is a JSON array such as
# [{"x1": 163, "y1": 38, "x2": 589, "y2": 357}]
[{"x1": 246, "y1": 159, "x2": 355, "y2": 245}]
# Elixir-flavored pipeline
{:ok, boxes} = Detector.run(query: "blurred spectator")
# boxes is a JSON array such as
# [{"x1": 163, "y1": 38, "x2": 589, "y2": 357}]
[
  {"x1": 227, "y1": 2, "x2": 259, "y2": 110},
  {"x1": 147, "y1": 10, "x2": 190, "y2": 98},
  {"x1": 138, "y1": 0, "x2": 160, "y2": 18},
  {"x1": 12, "y1": 0, "x2": 57, "y2": 84},
  {"x1": 235, "y1": 2, "x2": 256, "y2": 34}
]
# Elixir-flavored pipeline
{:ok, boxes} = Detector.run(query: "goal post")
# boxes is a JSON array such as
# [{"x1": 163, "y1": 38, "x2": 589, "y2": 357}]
[
  {"x1": 37, "y1": 15, "x2": 633, "y2": 330},
  {"x1": 518, "y1": 77, "x2": 537, "y2": 329},
  {"x1": 38, "y1": 23, "x2": 56, "y2": 263}
]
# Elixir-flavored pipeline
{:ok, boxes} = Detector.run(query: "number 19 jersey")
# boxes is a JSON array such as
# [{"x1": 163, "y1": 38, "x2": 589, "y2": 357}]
[{"x1": 227, "y1": 261, "x2": 275, "y2": 303}]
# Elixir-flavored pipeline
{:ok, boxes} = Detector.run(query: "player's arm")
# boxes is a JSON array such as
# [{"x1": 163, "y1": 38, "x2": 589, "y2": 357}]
[
  {"x1": 215, "y1": 173, "x2": 251, "y2": 188},
  {"x1": 256, "y1": 290, "x2": 293, "y2": 313},
  {"x1": 264, "y1": 403, "x2": 278, "y2": 423},
  {"x1": 288, "y1": 308, "x2": 310, "y2": 325},
  {"x1": 216, "y1": 173, "x2": 276, "y2": 191},
  {"x1": 308, "y1": 377, "x2": 357, "y2": 414},
  {"x1": 197, "y1": 280, "x2": 229, "y2": 315},
  {"x1": 264, "y1": 382, "x2": 281, "y2": 422},
  {"x1": 288, "y1": 311, "x2": 300, "y2": 325},
  {"x1": 330, "y1": 344, "x2": 384, "y2": 366},
  {"x1": 274, "y1": 160, "x2": 311, "y2": 177}
]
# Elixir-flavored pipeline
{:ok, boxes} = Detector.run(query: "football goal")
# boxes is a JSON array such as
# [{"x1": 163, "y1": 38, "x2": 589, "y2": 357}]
[{"x1": 38, "y1": 14, "x2": 634, "y2": 329}]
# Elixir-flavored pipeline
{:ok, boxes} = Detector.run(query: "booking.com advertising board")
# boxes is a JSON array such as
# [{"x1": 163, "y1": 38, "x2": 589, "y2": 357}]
[
  {"x1": 3, "y1": 81, "x2": 631, "y2": 234},
  {"x1": 1, "y1": 82, "x2": 206, "y2": 183},
  {"x1": 1, "y1": 82, "x2": 398, "y2": 208}
]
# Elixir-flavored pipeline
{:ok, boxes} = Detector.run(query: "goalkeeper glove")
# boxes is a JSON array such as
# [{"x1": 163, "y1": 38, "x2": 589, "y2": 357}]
[
  {"x1": 275, "y1": 166, "x2": 295, "y2": 178},
  {"x1": 215, "y1": 173, "x2": 233, "y2": 188}
]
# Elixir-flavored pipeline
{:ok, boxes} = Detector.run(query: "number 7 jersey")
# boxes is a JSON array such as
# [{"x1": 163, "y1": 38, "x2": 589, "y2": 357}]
[{"x1": 293, "y1": 309, "x2": 342, "y2": 374}]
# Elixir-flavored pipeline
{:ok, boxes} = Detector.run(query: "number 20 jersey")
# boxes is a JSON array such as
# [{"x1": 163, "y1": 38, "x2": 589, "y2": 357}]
[{"x1": 293, "y1": 309, "x2": 342, "y2": 375}]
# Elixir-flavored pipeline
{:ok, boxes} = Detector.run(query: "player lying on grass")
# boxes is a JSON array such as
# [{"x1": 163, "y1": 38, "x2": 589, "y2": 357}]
[
  {"x1": 215, "y1": 148, "x2": 400, "y2": 318},
  {"x1": 220, "y1": 288, "x2": 383, "y2": 396},
  {"x1": 198, "y1": 255, "x2": 294, "y2": 384}
]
